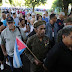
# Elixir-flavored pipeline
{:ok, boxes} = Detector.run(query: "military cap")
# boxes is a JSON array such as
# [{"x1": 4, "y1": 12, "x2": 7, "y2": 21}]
[
  {"x1": 64, "y1": 17, "x2": 72, "y2": 23},
  {"x1": 6, "y1": 17, "x2": 14, "y2": 22},
  {"x1": 33, "y1": 20, "x2": 46, "y2": 28}
]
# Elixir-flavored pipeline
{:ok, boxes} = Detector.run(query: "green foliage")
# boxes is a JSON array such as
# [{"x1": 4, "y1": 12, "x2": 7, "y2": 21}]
[
  {"x1": 0, "y1": 0, "x2": 2, "y2": 6},
  {"x1": 52, "y1": 0, "x2": 63, "y2": 10},
  {"x1": 52, "y1": 0, "x2": 72, "y2": 10},
  {"x1": 0, "y1": 0, "x2": 2, "y2": 2},
  {"x1": 9, "y1": 0, "x2": 12, "y2": 4},
  {"x1": 52, "y1": 0, "x2": 72, "y2": 15},
  {"x1": 25, "y1": 0, "x2": 47, "y2": 8},
  {"x1": 9, "y1": 0, "x2": 25, "y2": 7}
]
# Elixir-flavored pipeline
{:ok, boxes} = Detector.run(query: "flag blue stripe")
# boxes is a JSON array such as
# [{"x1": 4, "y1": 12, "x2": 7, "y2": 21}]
[
  {"x1": 13, "y1": 40, "x2": 22, "y2": 68},
  {"x1": 13, "y1": 54, "x2": 17, "y2": 67},
  {"x1": 13, "y1": 37, "x2": 26, "y2": 68},
  {"x1": 15, "y1": 40, "x2": 22, "y2": 67},
  {"x1": 19, "y1": 48, "x2": 26, "y2": 55},
  {"x1": 13, "y1": 40, "x2": 18, "y2": 67}
]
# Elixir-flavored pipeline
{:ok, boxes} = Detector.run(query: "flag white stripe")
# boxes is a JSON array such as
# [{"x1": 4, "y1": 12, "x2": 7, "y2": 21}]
[{"x1": 14, "y1": 46, "x2": 20, "y2": 68}]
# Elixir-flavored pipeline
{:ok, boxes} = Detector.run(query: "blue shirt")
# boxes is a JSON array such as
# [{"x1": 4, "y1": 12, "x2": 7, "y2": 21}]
[
  {"x1": 2, "y1": 19, "x2": 17, "y2": 27},
  {"x1": 46, "y1": 22, "x2": 59, "y2": 42},
  {"x1": 42, "y1": 17, "x2": 48, "y2": 23},
  {"x1": 2, "y1": 19, "x2": 7, "y2": 26}
]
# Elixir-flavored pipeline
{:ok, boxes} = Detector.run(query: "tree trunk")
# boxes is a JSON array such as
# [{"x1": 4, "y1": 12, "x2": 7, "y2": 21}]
[
  {"x1": 33, "y1": 6, "x2": 35, "y2": 12},
  {"x1": 71, "y1": 4, "x2": 72, "y2": 14},
  {"x1": 64, "y1": 5, "x2": 68, "y2": 16},
  {"x1": 63, "y1": 0, "x2": 69, "y2": 16}
]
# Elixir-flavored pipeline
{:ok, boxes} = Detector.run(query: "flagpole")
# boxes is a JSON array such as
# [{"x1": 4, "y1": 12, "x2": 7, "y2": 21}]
[
  {"x1": 26, "y1": 47, "x2": 38, "y2": 60},
  {"x1": 16, "y1": 36, "x2": 39, "y2": 60}
]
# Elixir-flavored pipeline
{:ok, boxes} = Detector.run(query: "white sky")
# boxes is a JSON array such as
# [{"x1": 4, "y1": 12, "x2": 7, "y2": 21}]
[
  {"x1": 36, "y1": 0, "x2": 55, "y2": 9},
  {"x1": 2, "y1": 0, "x2": 55, "y2": 9}
]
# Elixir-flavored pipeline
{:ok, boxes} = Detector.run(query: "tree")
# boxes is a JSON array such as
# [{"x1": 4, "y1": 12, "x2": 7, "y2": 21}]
[
  {"x1": 9, "y1": 0, "x2": 12, "y2": 4},
  {"x1": 52, "y1": 0, "x2": 63, "y2": 12},
  {"x1": 9, "y1": 0, "x2": 24, "y2": 7},
  {"x1": 0, "y1": 0, "x2": 2, "y2": 6},
  {"x1": 25, "y1": 0, "x2": 47, "y2": 12},
  {"x1": 52, "y1": 0, "x2": 72, "y2": 16}
]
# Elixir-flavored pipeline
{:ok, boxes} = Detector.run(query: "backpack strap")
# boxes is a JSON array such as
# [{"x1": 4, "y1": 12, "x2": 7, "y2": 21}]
[{"x1": 16, "y1": 26, "x2": 24, "y2": 41}]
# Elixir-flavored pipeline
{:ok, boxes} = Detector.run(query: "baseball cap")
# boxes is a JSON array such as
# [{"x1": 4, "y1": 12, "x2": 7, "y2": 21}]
[{"x1": 6, "y1": 17, "x2": 14, "y2": 22}]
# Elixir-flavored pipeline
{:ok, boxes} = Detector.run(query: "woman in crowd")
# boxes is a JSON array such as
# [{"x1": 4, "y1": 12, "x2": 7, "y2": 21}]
[{"x1": 19, "y1": 18, "x2": 30, "y2": 36}]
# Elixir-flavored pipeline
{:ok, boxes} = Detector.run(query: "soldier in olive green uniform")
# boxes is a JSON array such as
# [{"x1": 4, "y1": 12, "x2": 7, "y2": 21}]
[{"x1": 25, "y1": 21, "x2": 51, "y2": 72}]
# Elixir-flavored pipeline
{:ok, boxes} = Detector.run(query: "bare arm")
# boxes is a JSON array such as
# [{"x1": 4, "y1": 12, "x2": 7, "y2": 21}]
[
  {"x1": 1, "y1": 44, "x2": 7, "y2": 56},
  {"x1": 1, "y1": 31, "x2": 7, "y2": 56},
  {"x1": 0, "y1": 25, "x2": 5, "y2": 32}
]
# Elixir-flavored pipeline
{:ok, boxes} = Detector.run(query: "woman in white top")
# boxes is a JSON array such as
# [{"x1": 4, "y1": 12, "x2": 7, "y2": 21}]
[{"x1": 19, "y1": 18, "x2": 30, "y2": 36}]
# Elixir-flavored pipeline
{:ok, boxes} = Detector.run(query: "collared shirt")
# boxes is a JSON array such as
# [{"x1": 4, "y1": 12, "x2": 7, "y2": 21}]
[
  {"x1": 46, "y1": 22, "x2": 59, "y2": 42},
  {"x1": 26, "y1": 34, "x2": 50, "y2": 62},
  {"x1": 1, "y1": 27, "x2": 27, "y2": 57}
]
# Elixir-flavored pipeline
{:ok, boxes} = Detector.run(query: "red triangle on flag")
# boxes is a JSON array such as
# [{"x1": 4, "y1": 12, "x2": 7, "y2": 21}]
[{"x1": 16, "y1": 37, "x2": 26, "y2": 50}]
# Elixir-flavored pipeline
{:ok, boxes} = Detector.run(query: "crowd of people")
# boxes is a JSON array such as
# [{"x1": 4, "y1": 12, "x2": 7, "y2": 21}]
[{"x1": 0, "y1": 8, "x2": 72, "y2": 72}]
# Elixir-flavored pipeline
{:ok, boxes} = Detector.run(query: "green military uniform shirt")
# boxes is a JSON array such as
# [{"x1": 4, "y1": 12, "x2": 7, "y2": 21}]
[
  {"x1": 26, "y1": 34, "x2": 50, "y2": 62},
  {"x1": 25, "y1": 34, "x2": 51, "y2": 72}
]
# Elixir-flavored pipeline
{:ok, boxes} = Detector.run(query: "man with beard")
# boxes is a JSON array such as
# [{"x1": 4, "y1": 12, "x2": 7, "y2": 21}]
[
  {"x1": 43, "y1": 25, "x2": 72, "y2": 72},
  {"x1": 25, "y1": 20, "x2": 51, "y2": 72}
]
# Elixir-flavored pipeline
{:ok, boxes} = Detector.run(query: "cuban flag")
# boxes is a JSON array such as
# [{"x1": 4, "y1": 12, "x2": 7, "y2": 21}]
[{"x1": 13, "y1": 36, "x2": 27, "y2": 68}]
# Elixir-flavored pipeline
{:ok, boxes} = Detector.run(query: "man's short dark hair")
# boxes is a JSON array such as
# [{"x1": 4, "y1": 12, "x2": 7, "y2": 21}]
[
  {"x1": 50, "y1": 14, "x2": 56, "y2": 19},
  {"x1": 62, "y1": 25, "x2": 72, "y2": 36}
]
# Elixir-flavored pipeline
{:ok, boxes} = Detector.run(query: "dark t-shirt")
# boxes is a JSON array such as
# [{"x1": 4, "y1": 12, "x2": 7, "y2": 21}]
[{"x1": 44, "y1": 41, "x2": 72, "y2": 72}]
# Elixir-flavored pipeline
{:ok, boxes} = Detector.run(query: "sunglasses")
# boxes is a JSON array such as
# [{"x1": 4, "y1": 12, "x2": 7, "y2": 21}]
[{"x1": 8, "y1": 22, "x2": 14, "y2": 24}]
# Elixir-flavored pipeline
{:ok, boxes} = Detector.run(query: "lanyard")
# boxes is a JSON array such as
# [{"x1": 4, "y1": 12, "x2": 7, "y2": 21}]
[{"x1": 52, "y1": 28, "x2": 54, "y2": 37}]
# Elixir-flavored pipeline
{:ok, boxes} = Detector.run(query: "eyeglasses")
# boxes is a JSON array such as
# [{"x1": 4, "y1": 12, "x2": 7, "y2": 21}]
[{"x1": 8, "y1": 22, "x2": 14, "y2": 24}]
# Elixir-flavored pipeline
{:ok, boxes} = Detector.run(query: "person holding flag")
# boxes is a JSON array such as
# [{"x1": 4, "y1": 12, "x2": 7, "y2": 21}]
[
  {"x1": 25, "y1": 20, "x2": 51, "y2": 72},
  {"x1": 1, "y1": 17, "x2": 27, "y2": 72}
]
